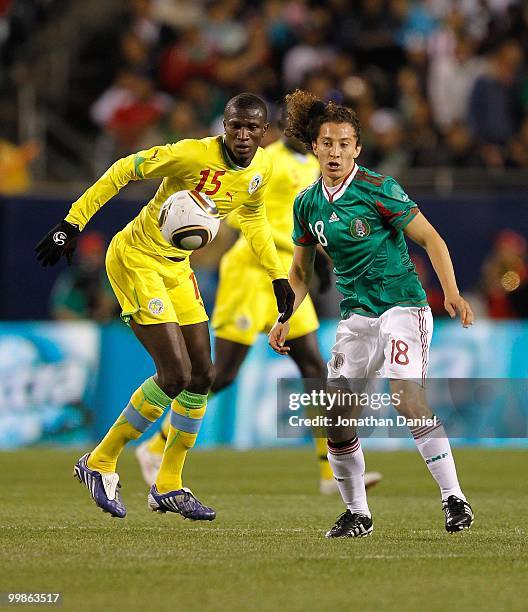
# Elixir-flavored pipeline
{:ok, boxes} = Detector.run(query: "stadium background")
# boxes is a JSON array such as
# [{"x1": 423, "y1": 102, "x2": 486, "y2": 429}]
[
  {"x1": 1, "y1": 0, "x2": 527, "y2": 449},
  {"x1": 1, "y1": 3, "x2": 527, "y2": 611}
]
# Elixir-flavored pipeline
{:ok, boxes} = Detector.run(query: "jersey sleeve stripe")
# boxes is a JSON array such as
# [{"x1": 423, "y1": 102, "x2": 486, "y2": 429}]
[
  {"x1": 393, "y1": 207, "x2": 419, "y2": 230},
  {"x1": 293, "y1": 218, "x2": 317, "y2": 246},
  {"x1": 375, "y1": 200, "x2": 418, "y2": 229},
  {"x1": 293, "y1": 234, "x2": 317, "y2": 246},
  {"x1": 133, "y1": 154, "x2": 146, "y2": 179},
  {"x1": 355, "y1": 169, "x2": 385, "y2": 186}
]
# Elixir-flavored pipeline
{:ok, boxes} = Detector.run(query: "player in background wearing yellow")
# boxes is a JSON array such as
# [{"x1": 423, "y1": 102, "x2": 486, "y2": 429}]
[
  {"x1": 35, "y1": 93, "x2": 295, "y2": 520},
  {"x1": 136, "y1": 124, "x2": 382, "y2": 494}
]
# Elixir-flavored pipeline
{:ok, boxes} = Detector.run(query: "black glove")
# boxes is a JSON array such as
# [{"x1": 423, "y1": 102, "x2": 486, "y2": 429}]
[
  {"x1": 272, "y1": 278, "x2": 295, "y2": 323},
  {"x1": 314, "y1": 249, "x2": 332, "y2": 293},
  {"x1": 35, "y1": 220, "x2": 80, "y2": 267}
]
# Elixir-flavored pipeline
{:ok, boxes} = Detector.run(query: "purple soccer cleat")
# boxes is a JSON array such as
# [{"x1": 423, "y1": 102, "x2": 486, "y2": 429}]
[
  {"x1": 73, "y1": 453, "x2": 126, "y2": 518},
  {"x1": 147, "y1": 485, "x2": 216, "y2": 521}
]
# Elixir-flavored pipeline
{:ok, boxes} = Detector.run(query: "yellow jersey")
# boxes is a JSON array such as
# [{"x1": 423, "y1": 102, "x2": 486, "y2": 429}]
[
  {"x1": 227, "y1": 139, "x2": 320, "y2": 259},
  {"x1": 65, "y1": 136, "x2": 286, "y2": 280}
]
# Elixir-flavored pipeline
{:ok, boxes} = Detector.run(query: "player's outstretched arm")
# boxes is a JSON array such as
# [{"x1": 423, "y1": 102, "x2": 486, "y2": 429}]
[
  {"x1": 65, "y1": 144, "x2": 181, "y2": 231},
  {"x1": 35, "y1": 144, "x2": 183, "y2": 267},
  {"x1": 404, "y1": 212, "x2": 474, "y2": 327},
  {"x1": 269, "y1": 245, "x2": 315, "y2": 354}
]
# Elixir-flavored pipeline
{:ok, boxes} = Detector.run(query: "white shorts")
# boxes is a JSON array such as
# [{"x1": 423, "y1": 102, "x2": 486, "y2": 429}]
[{"x1": 327, "y1": 306, "x2": 433, "y2": 385}]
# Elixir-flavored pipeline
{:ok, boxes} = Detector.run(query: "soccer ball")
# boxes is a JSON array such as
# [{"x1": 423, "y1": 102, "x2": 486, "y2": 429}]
[{"x1": 158, "y1": 190, "x2": 220, "y2": 250}]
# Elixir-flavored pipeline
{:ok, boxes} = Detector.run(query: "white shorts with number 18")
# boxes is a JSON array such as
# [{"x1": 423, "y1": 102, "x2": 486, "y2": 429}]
[{"x1": 327, "y1": 306, "x2": 433, "y2": 385}]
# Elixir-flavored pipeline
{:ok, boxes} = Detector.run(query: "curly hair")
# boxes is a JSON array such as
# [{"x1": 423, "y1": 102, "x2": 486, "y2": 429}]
[{"x1": 284, "y1": 89, "x2": 361, "y2": 151}]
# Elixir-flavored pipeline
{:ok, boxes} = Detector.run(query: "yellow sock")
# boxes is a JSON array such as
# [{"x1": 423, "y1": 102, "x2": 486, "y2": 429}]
[
  {"x1": 88, "y1": 377, "x2": 171, "y2": 473},
  {"x1": 155, "y1": 390, "x2": 207, "y2": 493},
  {"x1": 147, "y1": 390, "x2": 214, "y2": 456},
  {"x1": 315, "y1": 436, "x2": 334, "y2": 480},
  {"x1": 147, "y1": 413, "x2": 170, "y2": 455}
]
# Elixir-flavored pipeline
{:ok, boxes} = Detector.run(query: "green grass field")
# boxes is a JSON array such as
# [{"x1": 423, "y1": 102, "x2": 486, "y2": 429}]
[{"x1": 0, "y1": 448, "x2": 526, "y2": 612}]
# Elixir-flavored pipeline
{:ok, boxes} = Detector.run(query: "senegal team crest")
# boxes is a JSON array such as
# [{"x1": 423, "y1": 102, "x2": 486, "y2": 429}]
[
  {"x1": 248, "y1": 174, "x2": 262, "y2": 194},
  {"x1": 236, "y1": 314, "x2": 251, "y2": 331},
  {"x1": 350, "y1": 217, "x2": 371, "y2": 239},
  {"x1": 148, "y1": 298, "x2": 164, "y2": 315}
]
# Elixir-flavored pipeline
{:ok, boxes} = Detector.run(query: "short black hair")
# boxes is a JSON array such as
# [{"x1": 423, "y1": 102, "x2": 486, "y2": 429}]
[{"x1": 224, "y1": 92, "x2": 268, "y2": 121}]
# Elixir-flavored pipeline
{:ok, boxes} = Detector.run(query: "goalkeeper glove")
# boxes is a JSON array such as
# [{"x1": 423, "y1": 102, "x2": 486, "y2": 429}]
[
  {"x1": 272, "y1": 278, "x2": 295, "y2": 323},
  {"x1": 35, "y1": 220, "x2": 80, "y2": 267}
]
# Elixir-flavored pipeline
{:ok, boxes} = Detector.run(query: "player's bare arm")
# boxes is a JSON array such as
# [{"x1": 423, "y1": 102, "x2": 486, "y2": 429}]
[
  {"x1": 404, "y1": 212, "x2": 474, "y2": 327},
  {"x1": 268, "y1": 244, "x2": 315, "y2": 354}
]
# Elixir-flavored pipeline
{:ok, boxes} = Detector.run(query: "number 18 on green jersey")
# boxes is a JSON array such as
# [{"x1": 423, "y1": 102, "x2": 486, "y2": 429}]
[{"x1": 292, "y1": 164, "x2": 428, "y2": 319}]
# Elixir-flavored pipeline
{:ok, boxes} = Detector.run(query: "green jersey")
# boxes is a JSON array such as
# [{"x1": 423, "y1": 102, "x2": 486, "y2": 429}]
[{"x1": 292, "y1": 164, "x2": 427, "y2": 318}]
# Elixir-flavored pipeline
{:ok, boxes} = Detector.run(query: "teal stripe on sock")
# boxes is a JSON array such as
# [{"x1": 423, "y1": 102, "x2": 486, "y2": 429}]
[
  {"x1": 170, "y1": 411, "x2": 202, "y2": 434},
  {"x1": 123, "y1": 403, "x2": 154, "y2": 433}
]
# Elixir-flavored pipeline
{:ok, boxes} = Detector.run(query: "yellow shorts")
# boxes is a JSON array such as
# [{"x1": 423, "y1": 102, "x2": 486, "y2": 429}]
[
  {"x1": 212, "y1": 246, "x2": 319, "y2": 345},
  {"x1": 106, "y1": 232, "x2": 208, "y2": 326}
]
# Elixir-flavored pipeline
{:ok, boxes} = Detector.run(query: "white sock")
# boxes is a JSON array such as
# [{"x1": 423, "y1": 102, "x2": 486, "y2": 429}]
[
  {"x1": 327, "y1": 437, "x2": 371, "y2": 517},
  {"x1": 411, "y1": 419, "x2": 465, "y2": 501}
]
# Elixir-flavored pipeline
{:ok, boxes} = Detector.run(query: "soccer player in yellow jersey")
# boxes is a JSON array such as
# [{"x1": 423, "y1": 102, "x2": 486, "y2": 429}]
[
  {"x1": 137, "y1": 130, "x2": 382, "y2": 494},
  {"x1": 35, "y1": 93, "x2": 294, "y2": 520}
]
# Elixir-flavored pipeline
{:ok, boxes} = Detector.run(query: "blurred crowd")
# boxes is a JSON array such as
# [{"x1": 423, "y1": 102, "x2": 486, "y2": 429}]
[
  {"x1": 414, "y1": 226, "x2": 528, "y2": 320},
  {"x1": 49, "y1": 225, "x2": 528, "y2": 323},
  {"x1": 1, "y1": 0, "x2": 527, "y2": 321},
  {"x1": 2, "y1": 0, "x2": 528, "y2": 175}
]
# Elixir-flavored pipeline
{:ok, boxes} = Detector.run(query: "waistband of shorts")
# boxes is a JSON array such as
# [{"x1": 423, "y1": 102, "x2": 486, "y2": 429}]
[
  {"x1": 344, "y1": 303, "x2": 430, "y2": 319},
  {"x1": 111, "y1": 231, "x2": 190, "y2": 265}
]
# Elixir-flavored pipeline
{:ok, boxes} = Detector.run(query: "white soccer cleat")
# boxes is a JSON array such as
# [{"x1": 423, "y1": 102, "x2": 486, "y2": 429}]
[
  {"x1": 320, "y1": 477, "x2": 339, "y2": 495},
  {"x1": 135, "y1": 441, "x2": 162, "y2": 486},
  {"x1": 364, "y1": 471, "x2": 383, "y2": 490}
]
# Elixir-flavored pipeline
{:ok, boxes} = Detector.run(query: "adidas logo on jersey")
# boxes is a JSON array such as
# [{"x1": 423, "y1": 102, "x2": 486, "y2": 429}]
[{"x1": 329, "y1": 212, "x2": 340, "y2": 223}]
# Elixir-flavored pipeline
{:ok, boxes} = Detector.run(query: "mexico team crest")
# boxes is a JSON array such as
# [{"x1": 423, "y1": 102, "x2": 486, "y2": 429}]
[
  {"x1": 333, "y1": 353, "x2": 345, "y2": 369},
  {"x1": 350, "y1": 217, "x2": 371, "y2": 239},
  {"x1": 248, "y1": 174, "x2": 262, "y2": 194},
  {"x1": 148, "y1": 298, "x2": 164, "y2": 315}
]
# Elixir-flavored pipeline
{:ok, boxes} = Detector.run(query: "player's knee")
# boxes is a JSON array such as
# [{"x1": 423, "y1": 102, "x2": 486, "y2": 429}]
[
  {"x1": 189, "y1": 361, "x2": 215, "y2": 394},
  {"x1": 327, "y1": 433, "x2": 358, "y2": 446},
  {"x1": 157, "y1": 370, "x2": 192, "y2": 399}
]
